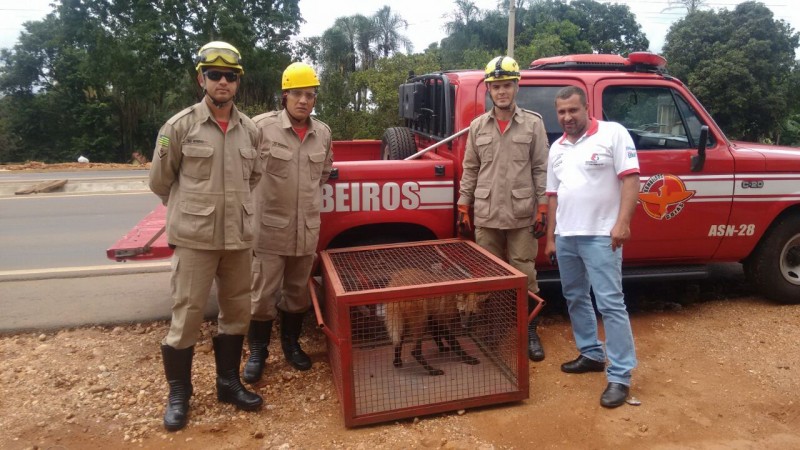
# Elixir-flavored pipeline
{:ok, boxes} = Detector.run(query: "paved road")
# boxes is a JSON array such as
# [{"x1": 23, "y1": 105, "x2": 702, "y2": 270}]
[{"x1": 0, "y1": 191, "x2": 160, "y2": 271}]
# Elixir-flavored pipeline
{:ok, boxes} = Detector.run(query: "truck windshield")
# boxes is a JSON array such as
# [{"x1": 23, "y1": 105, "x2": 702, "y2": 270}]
[{"x1": 602, "y1": 86, "x2": 714, "y2": 150}]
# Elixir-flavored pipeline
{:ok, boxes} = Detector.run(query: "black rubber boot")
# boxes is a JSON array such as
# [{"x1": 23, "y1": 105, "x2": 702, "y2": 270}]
[
  {"x1": 243, "y1": 320, "x2": 273, "y2": 383},
  {"x1": 161, "y1": 344, "x2": 194, "y2": 431},
  {"x1": 212, "y1": 334, "x2": 263, "y2": 411},
  {"x1": 280, "y1": 311, "x2": 312, "y2": 371},
  {"x1": 528, "y1": 298, "x2": 545, "y2": 362}
]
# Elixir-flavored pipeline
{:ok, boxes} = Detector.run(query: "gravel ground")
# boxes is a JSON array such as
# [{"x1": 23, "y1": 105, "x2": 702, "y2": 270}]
[{"x1": 2, "y1": 272, "x2": 800, "y2": 450}]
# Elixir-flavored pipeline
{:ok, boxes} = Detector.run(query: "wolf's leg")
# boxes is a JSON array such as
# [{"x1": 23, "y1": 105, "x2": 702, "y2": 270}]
[
  {"x1": 428, "y1": 317, "x2": 449, "y2": 353},
  {"x1": 411, "y1": 338, "x2": 444, "y2": 375},
  {"x1": 393, "y1": 340, "x2": 404, "y2": 368},
  {"x1": 444, "y1": 330, "x2": 480, "y2": 365}
]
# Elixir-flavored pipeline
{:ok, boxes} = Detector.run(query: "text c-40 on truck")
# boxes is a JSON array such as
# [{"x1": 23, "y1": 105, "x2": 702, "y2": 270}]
[{"x1": 108, "y1": 52, "x2": 800, "y2": 304}]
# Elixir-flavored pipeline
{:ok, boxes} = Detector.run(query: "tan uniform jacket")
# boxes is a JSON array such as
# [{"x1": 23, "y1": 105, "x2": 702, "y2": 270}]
[
  {"x1": 149, "y1": 100, "x2": 261, "y2": 250},
  {"x1": 458, "y1": 106, "x2": 548, "y2": 229},
  {"x1": 252, "y1": 109, "x2": 333, "y2": 256}
]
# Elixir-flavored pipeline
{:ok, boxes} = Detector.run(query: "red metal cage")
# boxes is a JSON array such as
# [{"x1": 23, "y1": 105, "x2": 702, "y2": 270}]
[{"x1": 314, "y1": 239, "x2": 533, "y2": 427}]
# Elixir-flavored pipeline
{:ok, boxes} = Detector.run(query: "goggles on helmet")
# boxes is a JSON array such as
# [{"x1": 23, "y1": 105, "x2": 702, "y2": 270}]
[
  {"x1": 485, "y1": 69, "x2": 520, "y2": 80},
  {"x1": 194, "y1": 47, "x2": 241, "y2": 68}
]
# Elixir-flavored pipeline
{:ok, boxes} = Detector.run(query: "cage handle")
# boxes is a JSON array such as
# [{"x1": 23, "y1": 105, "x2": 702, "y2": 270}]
[
  {"x1": 527, "y1": 291, "x2": 546, "y2": 323},
  {"x1": 309, "y1": 277, "x2": 341, "y2": 344}
]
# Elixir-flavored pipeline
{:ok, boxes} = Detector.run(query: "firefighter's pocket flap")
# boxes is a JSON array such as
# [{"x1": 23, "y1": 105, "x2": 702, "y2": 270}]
[
  {"x1": 512, "y1": 134, "x2": 533, "y2": 144},
  {"x1": 475, "y1": 135, "x2": 493, "y2": 146},
  {"x1": 305, "y1": 214, "x2": 321, "y2": 228},
  {"x1": 182, "y1": 145, "x2": 214, "y2": 158},
  {"x1": 261, "y1": 212, "x2": 290, "y2": 228},
  {"x1": 243, "y1": 201, "x2": 254, "y2": 215},
  {"x1": 309, "y1": 152, "x2": 326, "y2": 163},
  {"x1": 269, "y1": 147, "x2": 293, "y2": 160},
  {"x1": 239, "y1": 147, "x2": 257, "y2": 159},
  {"x1": 512, "y1": 188, "x2": 533, "y2": 199},
  {"x1": 179, "y1": 201, "x2": 215, "y2": 216},
  {"x1": 475, "y1": 188, "x2": 491, "y2": 199}
]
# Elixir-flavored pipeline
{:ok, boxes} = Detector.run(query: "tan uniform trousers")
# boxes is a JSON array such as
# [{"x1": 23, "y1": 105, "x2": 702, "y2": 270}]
[
  {"x1": 164, "y1": 246, "x2": 252, "y2": 349},
  {"x1": 251, "y1": 252, "x2": 315, "y2": 321},
  {"x1": 475, "y1": 226, "x2": 540, "y2": 294}
]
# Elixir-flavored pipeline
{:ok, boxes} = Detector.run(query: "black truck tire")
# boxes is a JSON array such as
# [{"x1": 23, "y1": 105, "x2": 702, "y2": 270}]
[
  {"x1": 381, "y1": 127, "x2": 416, "y2": 160},
  {"x1": 744, "y1": 213, "x2": 800, "y2": 304}
]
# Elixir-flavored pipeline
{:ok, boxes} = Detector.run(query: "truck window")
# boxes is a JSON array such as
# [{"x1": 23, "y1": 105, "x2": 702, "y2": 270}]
[
  {"x1": 601, "y1": 86, "x2": 712, "y2": 150},
  {"x1": 486, "y1": 85, "x2": 567, "y2": 145}
]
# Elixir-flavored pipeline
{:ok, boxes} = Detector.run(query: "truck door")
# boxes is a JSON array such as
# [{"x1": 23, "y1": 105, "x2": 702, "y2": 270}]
[{"x1": 594, "y1": 80, "x2": 735, "y2": 262}]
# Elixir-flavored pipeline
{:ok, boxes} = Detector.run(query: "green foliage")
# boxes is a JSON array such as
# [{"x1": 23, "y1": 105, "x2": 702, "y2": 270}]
[
  {"x1": 516, "y1": 0, "x2": 648, "y2": 57},
  {"x1": 310, "y1": 0, "x2": 650, "y2": 140},
  {"x1": 663, "y1": 1, "x2": 800, "y2": 142},
  {"x1": 3, "y1": 0, "x2": 797, "y2": 152},
  {"x1": 0, "y1": 0, "x2": 301, "y2": 163}
]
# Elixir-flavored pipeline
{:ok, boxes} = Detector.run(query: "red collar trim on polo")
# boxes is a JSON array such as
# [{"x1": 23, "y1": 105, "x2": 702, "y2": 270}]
[
  {"x1": 585, "y1": 117, "x2": 599, "y2": 136},
  {"x1": 558, "y1": 118, "x2": 599, "y2": 144}
]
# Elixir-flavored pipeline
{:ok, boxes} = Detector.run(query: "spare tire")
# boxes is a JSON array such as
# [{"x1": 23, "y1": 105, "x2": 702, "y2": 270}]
[{"x1": 381, "y1": 127, "x2": 416, "y2": 160}]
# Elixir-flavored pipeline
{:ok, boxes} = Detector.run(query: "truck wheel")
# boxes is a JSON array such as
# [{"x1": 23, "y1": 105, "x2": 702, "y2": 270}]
[
  {"x1": 745, "y1": 213, "x2": 800, "y2": 304},
  {"x1": 381, "y1": 127, "x2": 416, "y2": 160}
]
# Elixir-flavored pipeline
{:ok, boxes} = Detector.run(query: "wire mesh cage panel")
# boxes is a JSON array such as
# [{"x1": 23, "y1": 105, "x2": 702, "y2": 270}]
[{"x1": 318, "y1": 239, "x2": 530, "y2": 427}]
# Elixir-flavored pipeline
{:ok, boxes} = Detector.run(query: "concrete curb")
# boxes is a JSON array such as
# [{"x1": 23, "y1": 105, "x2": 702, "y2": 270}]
[
  {"x1": 0, "y1": 176, "x2": 149, "y2": 197},
  {"x1": 0, "y1": 261, "x2": 171, "y2": 282}
]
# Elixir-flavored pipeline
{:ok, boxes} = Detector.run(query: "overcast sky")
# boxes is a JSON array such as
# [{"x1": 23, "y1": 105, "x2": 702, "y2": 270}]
[{"x1": 1, "y1": 0, "x2": 798, "y2": 58}]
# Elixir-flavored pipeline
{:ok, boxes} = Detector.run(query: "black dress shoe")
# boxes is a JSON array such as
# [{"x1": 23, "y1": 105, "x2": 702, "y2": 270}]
[
  {"x1": 560, "y1": 355, "x2": 605, "y2": 373},
  {"x1": 600, "y1": 382, "x2": 629, "y2": 408}
]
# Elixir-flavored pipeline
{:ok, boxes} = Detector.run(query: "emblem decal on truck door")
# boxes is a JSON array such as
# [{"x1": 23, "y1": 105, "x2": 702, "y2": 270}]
[{"x1": 638, "y1": 174, "x2": 696, "y2": 220}]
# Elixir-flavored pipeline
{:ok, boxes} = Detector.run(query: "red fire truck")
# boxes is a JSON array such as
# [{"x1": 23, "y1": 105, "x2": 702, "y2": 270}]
[{"x1": 109, "y1": 52, "x2": 800, "y2": 304}]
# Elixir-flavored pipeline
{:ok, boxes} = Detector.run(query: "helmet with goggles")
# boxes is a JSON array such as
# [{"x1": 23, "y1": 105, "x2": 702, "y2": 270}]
[
  {"x1": 194, "y1": 41, "x2": 244, "y2": 75},
  {"x1": 282, "y1": 62, "x2": 320, "y2": 90},
  {"x1": 484, "y1": 56, "x2": 520, "y2": 83}
]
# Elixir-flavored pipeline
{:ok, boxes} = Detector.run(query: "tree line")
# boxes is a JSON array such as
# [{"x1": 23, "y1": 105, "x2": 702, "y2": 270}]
[{"x1": 1, "y1": 0, "x2": 798, "y2": 164}]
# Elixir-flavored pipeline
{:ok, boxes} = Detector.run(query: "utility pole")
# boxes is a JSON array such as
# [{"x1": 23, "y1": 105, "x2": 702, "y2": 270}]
[{"x1": 507, "y1": 0, "x2": 516, "y2": 57}]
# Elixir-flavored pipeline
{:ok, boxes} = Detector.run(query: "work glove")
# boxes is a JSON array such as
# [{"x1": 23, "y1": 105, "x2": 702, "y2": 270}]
[
  {"x1": 533, "y1": 203, "x2": 547, "y2": 239},
  {"x1": 457, "y1": 204, "x2": 473, "y2": 237}
]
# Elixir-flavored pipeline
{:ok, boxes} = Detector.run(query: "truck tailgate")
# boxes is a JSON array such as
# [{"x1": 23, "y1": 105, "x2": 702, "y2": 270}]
[{"x1": 106, "y1": 204, "x2": 171, "y2": 261}]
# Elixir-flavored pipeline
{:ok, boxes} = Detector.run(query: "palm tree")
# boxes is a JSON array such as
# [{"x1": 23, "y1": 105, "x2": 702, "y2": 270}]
[
  {"x1": 353, "y1": 14, "x2": 378, "y2": 70},
  {"x1": 444, "y1": 0, "x2": 481, "y2": 35},
  {"x1": 373, "y1": 6, "x2": 413, "y2": 58}
]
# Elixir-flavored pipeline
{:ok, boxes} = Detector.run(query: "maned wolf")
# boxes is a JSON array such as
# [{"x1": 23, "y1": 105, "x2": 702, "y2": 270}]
[{"x1": 384, "y1": 268, "x2": 486, "y2": 376}]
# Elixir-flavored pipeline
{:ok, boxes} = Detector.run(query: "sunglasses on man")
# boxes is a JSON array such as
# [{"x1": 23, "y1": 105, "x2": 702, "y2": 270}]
[{"x1": 204, "y1": 70, "x2": 239, "y2": 82}]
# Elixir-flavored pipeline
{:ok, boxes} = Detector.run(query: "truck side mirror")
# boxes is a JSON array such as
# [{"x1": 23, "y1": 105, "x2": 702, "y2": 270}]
[{"x1": 691, "y1": 125, "x2": 709, "y2": 172}]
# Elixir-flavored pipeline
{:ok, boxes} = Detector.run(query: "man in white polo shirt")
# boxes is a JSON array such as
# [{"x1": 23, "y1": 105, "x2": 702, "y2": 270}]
[{"x1": 543, "y1": 85, "x2": 640, "y2": 408}]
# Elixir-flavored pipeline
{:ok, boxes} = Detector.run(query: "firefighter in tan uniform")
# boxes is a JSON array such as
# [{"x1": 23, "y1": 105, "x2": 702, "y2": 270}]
[
  {"x1": 243, "y1": 62, "x2": 333, "y2": 383},
  {"x1": 457, "y1": 56, "x2": 549, "y2": 362},
  {"x1": 149, "y1": 41, "x2": 263, "y2": 432}
]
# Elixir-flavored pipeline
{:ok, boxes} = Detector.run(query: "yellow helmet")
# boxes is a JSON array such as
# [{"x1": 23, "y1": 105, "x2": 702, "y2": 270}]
[
  {"x1": 194, "y1": 41, "x2": 244, "y2": 74},
  {"x1": 484, "y1": 56, "x2": 520, "y2": 83},
  {"x1": 282, "y1": 62, "x2": 320, "y2": 90}
]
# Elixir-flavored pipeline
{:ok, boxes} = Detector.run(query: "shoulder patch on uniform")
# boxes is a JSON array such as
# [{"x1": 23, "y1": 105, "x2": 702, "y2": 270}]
[
  {"x1": 156, "y1": 134, "x2": 169, "y2": 159},
  {"x1": 520, "y1": 108, "x2": 543, "y2": 119},
  {"x1": 165, "y1": 106, "x2": 195, "y2": 126}
]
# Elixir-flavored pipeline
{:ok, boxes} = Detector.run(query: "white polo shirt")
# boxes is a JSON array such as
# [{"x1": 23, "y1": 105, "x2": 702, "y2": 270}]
[{"x1": 546, "y1": 118, "x2": 639, "y2": 236}]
